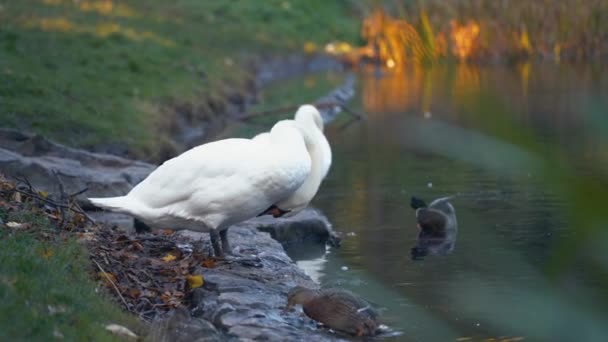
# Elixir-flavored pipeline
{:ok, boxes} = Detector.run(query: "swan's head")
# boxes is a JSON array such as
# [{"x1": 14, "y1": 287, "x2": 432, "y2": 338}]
[{"x1": 295, "y1": 104, "x2": 324, "y2": 132}]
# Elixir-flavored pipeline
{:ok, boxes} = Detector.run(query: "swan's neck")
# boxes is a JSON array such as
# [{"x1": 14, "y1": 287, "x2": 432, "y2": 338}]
[{"x1": 276, "y1": 123, "x2": 330, "y2": 213}]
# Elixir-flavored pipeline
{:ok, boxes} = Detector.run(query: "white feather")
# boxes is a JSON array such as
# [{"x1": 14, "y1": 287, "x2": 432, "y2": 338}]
[{"x1": 89, "y1": 120, "x2": 311, "y2": 233}]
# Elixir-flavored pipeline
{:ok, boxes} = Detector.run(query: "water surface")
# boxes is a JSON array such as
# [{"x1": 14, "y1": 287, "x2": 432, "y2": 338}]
[{"x1": 237, "y1": 63, "x2": 608, "y2": 341}]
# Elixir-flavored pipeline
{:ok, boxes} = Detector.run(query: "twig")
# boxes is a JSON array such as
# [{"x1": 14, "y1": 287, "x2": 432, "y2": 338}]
[
  {"x1": 11, "y1": 188, "x2": 95, "y2": 224},
  {"x1": 52, "y1": 170, "x2": 68, "y2": 229},
  {"x1": 14, "y1": 176, "x2": 33, "y2": 191},
  {"x1": 68, "y1": 187, "x2": 89, "y2": 198},
  {"x1": 92, "y1": 258, "x2": 131, "y2": 312}
]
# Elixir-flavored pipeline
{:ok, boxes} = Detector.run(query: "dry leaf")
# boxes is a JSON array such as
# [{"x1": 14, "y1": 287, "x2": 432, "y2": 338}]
[
  {"x1": 77, "y1": 232, "x2": 96, "y2": 243},
  {"x1": 98, "y1": 271, "x2": 117, "y2": 286},
  {"x1": 6, "y1": 221, "x2": 27, "y2": 229},
  {"x1": 105, "y1": 324, "x2": 138, "y2": 340},
  {"x1": 40, "y1": 248, "x2": 54, "y2": 259},
  {"x1": 201, "y1": 258, "x2": 216, "y2": 268},
  {"x1": 161, "y1": 253, "x2": 177, "y2": 262},
  {"x1": 186, "y1": 274, "x2": 204, "y2": 289}
]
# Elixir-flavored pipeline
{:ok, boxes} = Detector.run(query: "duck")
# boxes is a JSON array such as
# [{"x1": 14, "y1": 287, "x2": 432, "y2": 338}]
[
  {"x1": 254, "y1": 104, "x2": 332, "y2": 218},
  {"x1": 88, "y1": 112, "x2": 323, "y2": 257},
  {"x1": 286, "y1": 286, "x2": 379, "y2": 337},
  {"x1": 409, "y1": 196, "x2": 458, "y2": 259}
]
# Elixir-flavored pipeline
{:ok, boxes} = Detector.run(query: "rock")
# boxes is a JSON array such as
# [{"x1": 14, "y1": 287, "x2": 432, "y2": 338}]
[
  {"x1": 150, "y1": 307, "x2": 226, "y2": 342},
  {"x1": 0, "y1": 129, "x2": 154, "y2": 201},
  {"x1": 247, "y1": 208, "x2": 341, "y2": 247},
  {"x1": 184, "y1": 226, "x2": 347, "y2": 341}
]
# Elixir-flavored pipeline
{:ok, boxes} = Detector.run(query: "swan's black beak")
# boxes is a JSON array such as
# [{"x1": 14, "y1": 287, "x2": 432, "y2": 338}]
[{"x1": 410, "y1": 196, "x2": 427, "y2": 210}]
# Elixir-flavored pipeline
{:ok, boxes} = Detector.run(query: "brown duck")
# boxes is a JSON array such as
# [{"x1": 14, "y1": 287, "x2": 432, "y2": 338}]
[{"x1": 287, "y1": 286, "x2": 379, "y2": 337}]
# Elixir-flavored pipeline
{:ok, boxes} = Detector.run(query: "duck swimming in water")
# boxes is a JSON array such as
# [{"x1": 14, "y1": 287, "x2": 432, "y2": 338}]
[
  {"x1": 88, "y1": 105, "x2": 329, "y2": 257},
  {"x1": 410, "y1": 196, "x2": 458, "y2": 259},
  {"x1": 286, "y1": 286, "x2": 379, "y2": 337},
  {"x1": 254, "y1": 104, "x2": 332, "y2": 218}
]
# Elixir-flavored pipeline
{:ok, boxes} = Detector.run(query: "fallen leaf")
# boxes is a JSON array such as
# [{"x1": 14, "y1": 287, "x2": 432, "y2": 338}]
[
  {"x1": 48, "y1": 304, "x2": 67, "y2": 315},
  {"x1": 161, "y1": 253, "x2": 177, "y2": 262},
  {"x1": 131, "y1": 241, "x2": 144, "y2": 251},
  {"x1": 160, "y1": 229, "x2": 175, "y2": 236},
  {"x1": 40, "y1": 248, "x2": 54, "y2": 259},
  {"x1": 98, "y1": 271, "x2": 117, "y2": 286},
  {"x1": 105, "y1": 324, "x2": 138, "y2": 340},
  {"x1": 126, "y1": 288, "x2": 141, "y2": 299},
  {"x1": 201, "y1": 258, "x2": 216, "y2": 268},
  {"x1": 186, "y1": 274, "x2": 204, "y2": 289},
  {"x1": 77, "y1": 232, "x2": 96, "y2": 243},
  {"x1": 6, "y1": 221, "x2": 28, "y2": 229}
]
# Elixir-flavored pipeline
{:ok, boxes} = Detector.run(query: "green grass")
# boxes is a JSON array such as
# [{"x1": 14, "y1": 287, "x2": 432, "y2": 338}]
[
  {"x1": 0, "y1": 0, "x2": 360, "y2": 159},
  {"x1": 0, "y1": 209, "x2": 139, "y2": 341}
]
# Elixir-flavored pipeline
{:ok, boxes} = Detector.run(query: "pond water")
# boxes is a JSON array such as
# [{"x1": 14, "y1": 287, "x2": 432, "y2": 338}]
[{"x1": 226, "y1": 63, "x2": 608, "y2": 341}]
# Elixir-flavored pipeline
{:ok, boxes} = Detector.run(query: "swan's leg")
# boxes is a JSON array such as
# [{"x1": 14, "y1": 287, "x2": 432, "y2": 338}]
[
  {"x1": 210, "y1": 230, "x2": 224, "y2": 257},
  {"x1": 220, "y1": 228, "x2": 231, "y2": 255}
]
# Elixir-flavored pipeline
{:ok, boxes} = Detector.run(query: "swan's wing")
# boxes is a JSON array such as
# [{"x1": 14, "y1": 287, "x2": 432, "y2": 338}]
[
  {"x1": 128, "y1": 138, "x2": 310, "y2": 217},
  {"x1": 252, "y1": 132, "x2": 270, "y2": 143},
  {"x1": 429, "y1": 197, "x2": 455, "y2": 213}
]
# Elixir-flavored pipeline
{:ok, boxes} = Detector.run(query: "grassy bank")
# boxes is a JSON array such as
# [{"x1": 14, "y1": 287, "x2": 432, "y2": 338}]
[
  {"x1": 0, "y1": 0, "x2": 360, "y2": 159},
  {"x1": 0, "y1": 179, "x2": 140, "y2": 341}
]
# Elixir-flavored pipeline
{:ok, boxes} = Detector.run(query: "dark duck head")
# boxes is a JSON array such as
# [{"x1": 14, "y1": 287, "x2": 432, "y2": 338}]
[{"x1": 409, "y1": 196, "x2": 458, "y2": 260}]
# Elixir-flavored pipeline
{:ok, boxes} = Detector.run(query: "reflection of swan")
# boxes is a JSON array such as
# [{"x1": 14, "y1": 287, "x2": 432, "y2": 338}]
[
  {"x1": 285, "y1": 241, "x2": 329, "y2": 284},
  {"x1": 255, "y1": 105, "x2": 332, "y2": 217},
  {"x1": 88, "y1": 112, "x2": 319, "y2": 257},
  {"x1": 296, "y1": 256, "x2": 328, "y2": 284},
  {"x1": 409, "y1": 196, "x2": 458, "y2": 259}
]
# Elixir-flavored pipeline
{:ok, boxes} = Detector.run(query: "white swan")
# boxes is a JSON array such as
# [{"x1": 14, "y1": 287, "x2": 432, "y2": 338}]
[
  {"x1": 254, "y1": 104, "x2": 332, "y2": 217},
  {"x1": 88, "y1": 120, "x2": 312, "y2": 257}
]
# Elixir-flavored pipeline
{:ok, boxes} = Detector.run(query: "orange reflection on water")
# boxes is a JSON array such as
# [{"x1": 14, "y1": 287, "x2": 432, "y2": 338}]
[
  {"x1": 361, "y1": 64, "x2": 484, "y2": 115},
  {"x1": 361, "y1": 65, "x2": 425, "y2": 114}
]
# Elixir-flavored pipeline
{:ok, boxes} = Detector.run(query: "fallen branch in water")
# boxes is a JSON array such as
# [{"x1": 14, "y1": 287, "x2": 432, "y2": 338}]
[{"x1": 239, "y1": 102, "x2": 366, "y2": 121}]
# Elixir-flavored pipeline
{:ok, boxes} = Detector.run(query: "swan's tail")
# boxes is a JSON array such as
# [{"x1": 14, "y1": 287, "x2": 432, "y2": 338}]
[{"x1": 88, "y1": 196, "x2": 139, "y2": 215}]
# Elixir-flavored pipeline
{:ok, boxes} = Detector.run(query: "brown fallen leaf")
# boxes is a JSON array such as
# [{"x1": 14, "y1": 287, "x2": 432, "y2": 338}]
[
  {"x1": 98, "y1": 271, "x2": 118, "y2": 286},
  {"x1": 160, "y1": 229, "x2": 175, "y2": 236},
  {"x1": 126, "y1": 288, "x2": 141, "y2": 299},
  {"x1": 40, "y1": 248, "x2": 54, "y2": 259},
  {"x1": 161, "y1": 253, "x2": 177, "y2": 262},
  {"x1": 201, "y1": 258, "x2": 216, "y2": 268},
  {"x1": 186, "y1": 275, "x2": 204, "y2": 289}
]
